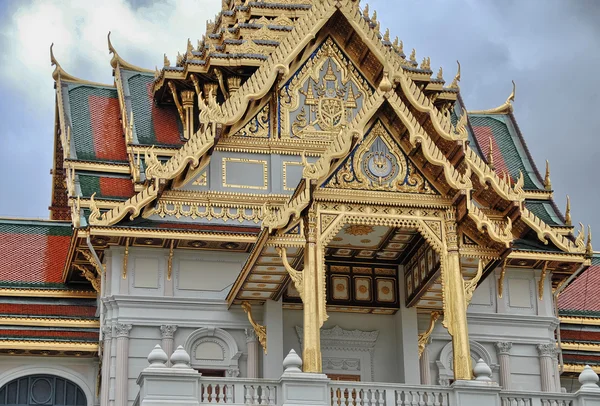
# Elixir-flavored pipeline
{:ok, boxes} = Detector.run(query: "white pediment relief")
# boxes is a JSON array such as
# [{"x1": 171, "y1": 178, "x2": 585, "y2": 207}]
[{"x1": 295, "y1": 325, "x2": 379, "y2": 351}]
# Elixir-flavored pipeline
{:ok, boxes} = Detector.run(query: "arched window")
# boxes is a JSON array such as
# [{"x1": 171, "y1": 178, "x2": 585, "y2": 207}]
[{"x1": 0, "y1": 375, "x2": 86, "y2": 406}]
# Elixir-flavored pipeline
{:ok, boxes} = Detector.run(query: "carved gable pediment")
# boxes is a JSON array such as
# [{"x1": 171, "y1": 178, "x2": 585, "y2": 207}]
[
  {"x1": 324, "y1": 120, "x2": 438, "y2": 194},
  {"x1": 279, "y1": 37, "x2": 374, "y2": 140}
]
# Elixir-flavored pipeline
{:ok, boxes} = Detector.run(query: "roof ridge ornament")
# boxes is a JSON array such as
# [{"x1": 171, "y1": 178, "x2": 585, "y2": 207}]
[
  {"x1": 565, "y1": 195, "x2": 572, "y2": 226},
  {"x1": 544, "y1": 160, "x2": 552, "y2": 191},
  {"x1": 449, "y1": 60, "x2": 461, "y2": 89},
  {"x1": 107, "y1": 32, "x2": 153, "y2": 73},
  {"x1": 587, "y1": 226, "x2": 593, "y2": 257},
  {"x1": 468, "y1": 80, "x2": 517, "y2": 115}
]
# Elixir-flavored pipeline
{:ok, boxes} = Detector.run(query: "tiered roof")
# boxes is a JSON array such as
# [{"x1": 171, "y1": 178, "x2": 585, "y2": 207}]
[{"x1": 0, "y1": 219, "x2": 97, "y2": 356}]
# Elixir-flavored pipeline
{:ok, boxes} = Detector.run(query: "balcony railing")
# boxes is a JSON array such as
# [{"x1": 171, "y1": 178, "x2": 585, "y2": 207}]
[{"x1": 135, "y1": 346, "x2": 600, "y2": 406}]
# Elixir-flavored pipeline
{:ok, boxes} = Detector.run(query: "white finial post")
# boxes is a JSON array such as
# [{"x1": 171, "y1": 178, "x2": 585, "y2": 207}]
[
  {"x1": 147, "y1": 344, "x2": 168, "y2": 368},
  {"x1": 283, "y1": 349, "x2": 303, "y2": 373}
]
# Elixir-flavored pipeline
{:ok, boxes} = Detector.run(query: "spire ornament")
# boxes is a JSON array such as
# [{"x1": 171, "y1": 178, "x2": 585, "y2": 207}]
[
  {"x1": 544, "y1": 160, "x2": 552, "y2": 191},
  {"x1": 363, "y1": 4, "x2": 369, "y2": 19},
  {"x1": 468, "y1": 80, "x2": 516, "y2": 115},
  {"x1": 164, "y1": 54, "x2": 170, "y2": 67},
  {"x1": 586, "y1": 226, "x2": 593, "y2": 257},
  {"x1": 565, "y1": 196, "x2": 572, "y2": 226},
  {"x1": 437, "y1": 67, "x2": 443, "y2": 81},
  {"x1": 409, "y1": 49, "x2": 416, "y2": 63}
]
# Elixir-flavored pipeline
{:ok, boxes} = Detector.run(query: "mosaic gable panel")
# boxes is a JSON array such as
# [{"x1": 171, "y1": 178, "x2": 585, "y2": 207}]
[
  {"x1": 325, "y1": 121, "x2": 437, "y2": 194},
  {"x1": 279, "y1": 37, "x2": 374, "y2": 140}
]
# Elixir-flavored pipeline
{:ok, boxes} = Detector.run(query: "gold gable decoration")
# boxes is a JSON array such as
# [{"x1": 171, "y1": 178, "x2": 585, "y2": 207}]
[
  {"x1": 279, "y1": 37, "x2": 374, "y2": 140},
  {"x1": 325, "y1": 121, "x2": 436, "y2": 194}
]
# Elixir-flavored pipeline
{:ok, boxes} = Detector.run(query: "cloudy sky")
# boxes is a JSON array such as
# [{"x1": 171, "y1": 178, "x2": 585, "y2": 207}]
[{"x1": 0, "y1": 0, "x2": 598, "y2": 236}]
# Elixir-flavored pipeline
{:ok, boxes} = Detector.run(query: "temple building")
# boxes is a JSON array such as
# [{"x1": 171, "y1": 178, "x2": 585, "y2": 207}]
[{"x1": 1, "y1": 1, "x2": 600, "y2": 405}]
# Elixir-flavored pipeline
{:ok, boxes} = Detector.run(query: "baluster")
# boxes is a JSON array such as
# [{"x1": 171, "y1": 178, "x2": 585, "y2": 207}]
[
  {"x1": 394, "y1": 390, "x2": 402, "y2": 406},
  {"x1": 377, "y1": 389, "x2": 385, "y2": 406},
  {"x1": 252, "y1": 385, "x2": 260, "y2": 405},
  {"x1": 364, "y1": 389, "x2": 372, "y2": 406},
  {"x1": 268, "y1": 386, "x2": 276, "y2": 406},
  {"x1": 332, "y1": 387, "x2": 340, "y2": 406},
  {"x1": 417, "y1": 391, "x2": 425, "y2": 406},
  {"x1": 411, "y1": 391, "x2": 419, "y2": 406},
  {"x1": 225, "y1": 384, "x2": 233, "y2": 403},
  {"x1": 245, "y1": 385, "x2": 252, "y2": 405},
  {"x1": 216, "y1": 384, "x2": 223, "y2": 404}
]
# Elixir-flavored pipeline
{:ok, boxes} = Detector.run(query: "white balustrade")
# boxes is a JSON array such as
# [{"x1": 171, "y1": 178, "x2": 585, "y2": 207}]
[
  {"x1": 500, "y1": 391, "x2": 575, "y2": 406},
  {"x1": 198, "y1": 378, "x2": 279, "y2": 405},
  {"x1": 328, "y1": 381, "x2": 451, "y2": 406}
]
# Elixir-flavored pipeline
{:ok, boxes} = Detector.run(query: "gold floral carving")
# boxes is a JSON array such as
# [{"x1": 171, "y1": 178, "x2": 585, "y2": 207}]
[
  {"x1": 154, "y1": 200, "x2": 265, "y2": 224},
  {"x1": 464, "y1": 259, "x2": 483, "y2": 306},
  {"x1": 233, "y1": 104, "x2": 270, "y2": 138},
  {"x1": 73, "y1": 264, "x2": 100, "y2": 293},
  {"x1": 262, "y1": 182, "x2": 311, "y2": 233},
  {"x1": 242, "y1": 301, "x2": 267, "y2": 355},
  {"x1": 277, "y1": 247, "x2": 304, "y2": 300},
  {"x1": 538, "y1": 261, "x2": 548, "y2": 301},
  {"x1": 343, "y1": 225, "x2": 374, "y2": 236},
  {"x1": 418, "y1": 311, "x2": 440, "y2": 357},
  {"x1": 498, "y1": 259, "x2": 507, "y2": 298}
]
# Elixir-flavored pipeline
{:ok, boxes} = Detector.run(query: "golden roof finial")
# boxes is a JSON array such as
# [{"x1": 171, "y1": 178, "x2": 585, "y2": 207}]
[
  {"x1": 164, "y1": 54, "x2": 170, "y2": 67},
  {"x1": 587, "y1": 225, "x2": 593, "y2": 257},
  {"x1": 469, "y1": 80, "x2": 517, "y2": 114},
  {"x1": 371, "y1": 10, "x2": 377, "y2": 25},
  {"x1": 186, "y1": 38, "x2": 194, "y2": 59},
  {"x1": 565, "y1": 195, "x2": 572, "y2": 226},
  {"x1": 384, "y1": 28, "x2": 390, "y2": 42},
  {"x1": 436, "y1": 67, "x2": 443, "y2": 81},
  {"x1": 449, "y1": 60, "x2": 461, "y2": 89},
  {"x1": 409, "y1": 49, "x2": 416, "y2": 63},
  {"x1": 106, "y1": 32, "x2": 153, "y2": 73},
  {"x1": 544, "y1": 160, "x2": 552, "y2": 191},
  {"x1": 420, "y1": 57, "x2": 431, "y2": 71},
  {"x1": 487, "y1": 136, "x2": 495, "y2": 170},
  {"x1": 363, "y1": 3, "x2": 369, "y2": 19}
]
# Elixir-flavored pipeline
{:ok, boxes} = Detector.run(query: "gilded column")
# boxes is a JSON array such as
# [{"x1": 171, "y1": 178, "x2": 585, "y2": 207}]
[
  {"x1": 420, "y1": 347, "x2": 432, "y2": 385},
  {"x1": 302, "y1": 207, "x2": 324, "y2": 373},
  {"x1": 495, "y1": 341, "x2": 513, "y2": 389},
  {"x1": 100, "y1": 325, "x2": 112, "y2": 406},
  {"x1": 442, "y1": 210, "x2": 472, "y2": 380},
  {"x1": 537, "y1": 343, "x2": 557, "y2": 392},
  {"x1": 114, "y1": 323, "x2": 132, "y2": 406},
  {"x1": 160, "y1": 325, "x2": 177, "y2": 367},
  {"x1": 245, "y1": 328, "x2": 260, "y2": 378}
]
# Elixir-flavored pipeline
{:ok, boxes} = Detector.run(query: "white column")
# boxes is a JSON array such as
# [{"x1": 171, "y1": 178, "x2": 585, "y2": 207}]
[
  {"x1": 495, "y1": 341, "x2": 513, "y2": 389},
  {"x1": 160, "y1": 325, "x2": 177, "y2": 367},
  {"x1": 114, "y1": 323, "x2": 132, "y2": 406},
  {"x1": 262, "y1": 299, "x2": 283, "y2": 378},
  {"x1": 396, "y1": 265, "x2": 420, "y2": 384},
  {"x1": 553, "y1": 347, "x2": 562, "y2": 392},
  {"x1": 100, "y1": 325, "x2": 112, "y2": 406},
  {"x1": 420, "y1": 347, "x2": 432, "y2": 385},
  {"x1": 245, "y1": 328, "x2": 260, "y2": 378},
  {"x1": 537, "y1": 343, "x2": 557, "y2": 392}
]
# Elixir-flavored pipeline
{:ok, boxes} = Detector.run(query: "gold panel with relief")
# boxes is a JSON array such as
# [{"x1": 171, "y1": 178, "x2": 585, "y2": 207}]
[{"x1": 279, "y1": 37, "x2": 373, "y2": 140}]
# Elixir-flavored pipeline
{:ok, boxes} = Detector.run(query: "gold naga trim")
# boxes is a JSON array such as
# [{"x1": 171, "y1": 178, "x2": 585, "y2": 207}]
[
  {"x1": 538, "y1": 261, "x2": 548, "y2": 300},
  {"x1": 88, "y1": 184, "x2": 159, "y2": 226},
  {"x1": 73, "y1": 264, "x2": 100, "y2": 293},
  {"x1": 0, "y1": 317, "x2": 99, "y2": 328},
  {"x1": 468, "y1": 81, "x2": 516, "y2": 115},
  {"x1": 0, "y1": 340, "x2": 98, "y2": 352},
  {"x1": 123, "y1": 238, "x2": 130, "y2": 279},
  {"x1": 467, "y1": 202, "x2": 512, "y2": 248},
  {"x1": 263, "y1": 182, "x2": 311, "y2": 233},
  {"x1": 241, "y1": 301, "x2": 267, "y2": 355},
  {"x1": 107, "y1": 32, "x2": 153, "y2": 73},
  {"x1": 302, "y1": 126, "x2": 358, "y2": 183},
  {"x1": 498, "y1": 258, "x2": 507, "y2": 298},
  {"x1": 464, "y1": 259, "x2": 483, "y2": 306},
  {"x1": 520, "y1": 208, "x2": 585, "y2": 254},
  {"x1": 277, "y1": 247, "x2": 304, "y2": 300},
  {"x1": 418, "y1": 311, "x2": 440, "y2": 357}
]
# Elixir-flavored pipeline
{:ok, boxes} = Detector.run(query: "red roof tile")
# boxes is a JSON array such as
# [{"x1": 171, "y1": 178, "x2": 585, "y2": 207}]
[
  {"x1": 561, "y1": 329, "x2": 600, "y2": 342},
  {"x1": 558, "y1": 264, "x2": 600, "y2": 313},
  {"x1": 472, "y1": 126, "x2": 512, "y2": 181},
  {"x1": 88, "y1": 95, "x2": 127, "y2": 161},
  {"x1": 99, "y1": 177, "x2": 134, "y2": 198},
  {"x1": 0, "y1": 228, "x2": 71, "y2": 284},
  {"x1": 146, "y1": 83, "x2": 182, "y2": 145},
  {"x1": 0, "y1": 304, "x2": 96, "y2": 318}
]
